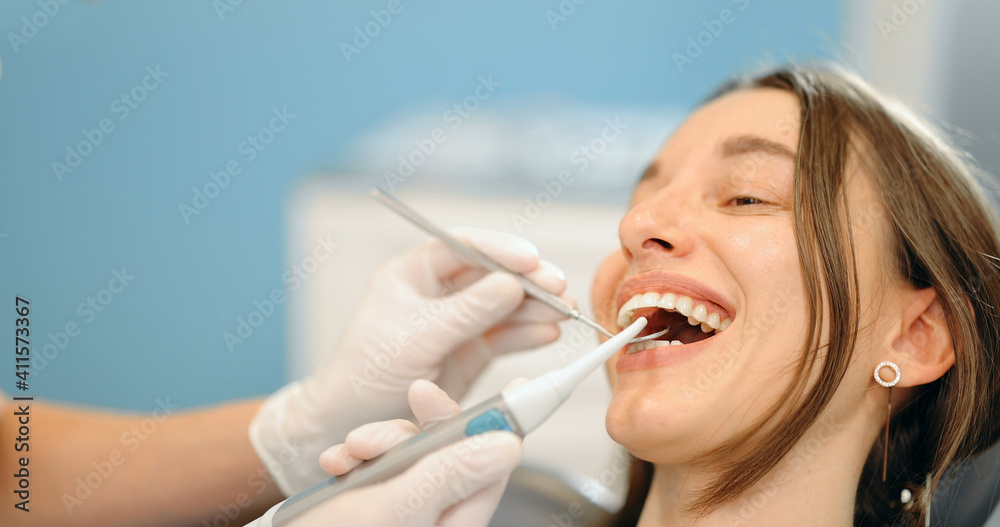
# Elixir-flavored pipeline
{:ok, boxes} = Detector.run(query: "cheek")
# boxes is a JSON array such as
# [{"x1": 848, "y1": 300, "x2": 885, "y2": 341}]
[
  {"x1": 726, "y1": 220, "x2": 804, "y2": 336},
  {"x1": 725, "y1": 219, "x2": 793, "y2": 268},
  {"x1": 728, "y1": 230, "x2": 753, "y2": 252},
  {"x1": 723, "y1": 221, "x2": 810, "y2": 418},
  {"x1": 726, "y1": 220, "x2": 801, "y2": 318}
]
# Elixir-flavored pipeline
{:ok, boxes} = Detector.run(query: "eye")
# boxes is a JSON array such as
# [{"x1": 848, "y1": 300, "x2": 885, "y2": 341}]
[{"x1": 729, "y1": 196, "x2": 767, "y2": 206}]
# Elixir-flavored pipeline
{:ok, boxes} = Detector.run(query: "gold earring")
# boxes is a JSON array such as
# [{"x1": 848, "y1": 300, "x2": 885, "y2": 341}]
[{"x1": 874, "y1": 361, "x2": 901, "y2": 482}]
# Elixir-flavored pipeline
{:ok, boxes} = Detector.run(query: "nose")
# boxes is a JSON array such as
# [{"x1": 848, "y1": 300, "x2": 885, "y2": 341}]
[{"x1": 618, "y1": 189, "x2": 696, "y2": 264}]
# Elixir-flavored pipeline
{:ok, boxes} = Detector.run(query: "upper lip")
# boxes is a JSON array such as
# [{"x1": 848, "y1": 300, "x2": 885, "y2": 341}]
[{"x1": 615, "y1": 271, "x2": 737, "y2": 320}]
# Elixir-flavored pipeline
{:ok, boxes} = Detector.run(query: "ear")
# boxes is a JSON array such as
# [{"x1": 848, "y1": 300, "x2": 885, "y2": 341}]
[{"x1": 887, "y1": 287, "x2": 956, "y2": 388}]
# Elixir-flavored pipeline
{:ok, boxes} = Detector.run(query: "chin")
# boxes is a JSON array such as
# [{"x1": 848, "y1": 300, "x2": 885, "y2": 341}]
[{"x1": 605, "y1": 381, "x2": 710, "y2": 463}]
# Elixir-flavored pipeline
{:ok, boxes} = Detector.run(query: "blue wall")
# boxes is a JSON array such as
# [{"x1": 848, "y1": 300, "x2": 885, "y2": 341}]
[{"x1": 0, "y1": 0, "x2": 841, "y2": 411}]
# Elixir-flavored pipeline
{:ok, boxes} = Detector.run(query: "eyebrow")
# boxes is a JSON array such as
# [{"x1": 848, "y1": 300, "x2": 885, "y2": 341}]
[
  {"x1": 721, "y1": 134, "x2": 796, "y2": 160},
  {"x1": 637, "y1": 134, "x2": 797, "y2": 184}
]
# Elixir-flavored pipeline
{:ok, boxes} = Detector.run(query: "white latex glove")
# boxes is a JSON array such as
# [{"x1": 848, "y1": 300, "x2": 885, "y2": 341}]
[
  {"x1": 251, "y1": 228, "x2": 568, "y2": 495},
  {"x1": 247, "y1": 380, "x2": 522, "y2": 527}
]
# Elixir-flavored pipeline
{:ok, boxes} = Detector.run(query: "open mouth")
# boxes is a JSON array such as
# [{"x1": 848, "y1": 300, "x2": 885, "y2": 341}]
[{"x1": 617, "y1": 292, "x2": 733, "y2": 354}]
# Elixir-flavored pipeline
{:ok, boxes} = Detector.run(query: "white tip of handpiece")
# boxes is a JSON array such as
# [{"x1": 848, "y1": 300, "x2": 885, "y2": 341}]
[{"x1": 501, "y1": 318, "x2": 647, "y2": 434}]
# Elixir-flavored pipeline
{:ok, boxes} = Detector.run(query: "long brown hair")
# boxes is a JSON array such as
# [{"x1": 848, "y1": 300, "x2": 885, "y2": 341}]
[{"x1": 611, "y1": 65, "x2": 1000, "y2": 526}]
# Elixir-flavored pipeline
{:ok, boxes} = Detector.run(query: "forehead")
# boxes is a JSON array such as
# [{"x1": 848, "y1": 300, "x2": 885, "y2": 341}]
[{"x1": 650, "y1": 88, "x2": 801, "y2": 169}]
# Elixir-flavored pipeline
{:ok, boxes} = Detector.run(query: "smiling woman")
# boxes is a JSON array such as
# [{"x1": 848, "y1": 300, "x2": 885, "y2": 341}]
[{"x1": 590, "y1": 65, "x2": 1000, "y2": 527}]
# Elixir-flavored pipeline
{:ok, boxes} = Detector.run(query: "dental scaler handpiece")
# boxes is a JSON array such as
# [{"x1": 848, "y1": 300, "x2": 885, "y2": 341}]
[{"x1": 252, "y1": 318, "x2": 647, "y2": 526}]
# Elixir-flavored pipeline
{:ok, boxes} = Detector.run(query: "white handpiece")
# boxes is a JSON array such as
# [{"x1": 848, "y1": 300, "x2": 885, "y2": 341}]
[
  {"x1": 501, "y1": 316, "x2": 647, "y2": 433},
  {"x1": 253, "y1": 318, "x2": 647, "y2": 526}
]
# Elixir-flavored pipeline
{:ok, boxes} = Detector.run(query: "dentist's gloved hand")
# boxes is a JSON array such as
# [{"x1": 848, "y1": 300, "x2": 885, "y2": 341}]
[
  {"x1": 248, "y1": 380, "x2": 522, "y2": 527},
  {"x1": 251, "y1": 228, "x2": 567, "y2": 495}
]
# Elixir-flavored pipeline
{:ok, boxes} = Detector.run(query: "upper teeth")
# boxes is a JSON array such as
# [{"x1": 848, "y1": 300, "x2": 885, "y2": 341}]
[{"x1": 617, "y1": 292, "x2": 732, "y2": 333}]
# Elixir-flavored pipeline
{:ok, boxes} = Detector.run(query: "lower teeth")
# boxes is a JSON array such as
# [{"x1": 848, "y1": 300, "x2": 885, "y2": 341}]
[{"x1": 625, "y1": 339, "x2": 683, "y2": 354}]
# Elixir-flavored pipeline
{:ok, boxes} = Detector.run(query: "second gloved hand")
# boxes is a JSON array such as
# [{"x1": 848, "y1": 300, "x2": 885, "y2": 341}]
[
  {"x1": 245, "y1": 380, "x2": 522, "y2": 527},
  {"x1": 251, "y1": 228, "x2": 569, "y2": 494}
]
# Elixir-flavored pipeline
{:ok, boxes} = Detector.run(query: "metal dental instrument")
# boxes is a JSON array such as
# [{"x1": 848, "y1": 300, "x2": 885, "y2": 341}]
[
  {"x1": 265, "y1": 318, "x2": 650, "y2": 526},
  {"x1": 368, "y1": 187, "x2": 669, "y2": 344}
]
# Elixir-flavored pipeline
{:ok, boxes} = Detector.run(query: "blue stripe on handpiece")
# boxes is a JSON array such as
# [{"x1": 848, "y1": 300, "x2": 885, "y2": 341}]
[{"x1": 465, "y1": 408, "x2": 513, "y2": 436}]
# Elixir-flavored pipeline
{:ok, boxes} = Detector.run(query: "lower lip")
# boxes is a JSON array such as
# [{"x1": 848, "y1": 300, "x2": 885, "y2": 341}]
[{"x1": 614, "y1": 336, "x2": 719, "y2": 372}]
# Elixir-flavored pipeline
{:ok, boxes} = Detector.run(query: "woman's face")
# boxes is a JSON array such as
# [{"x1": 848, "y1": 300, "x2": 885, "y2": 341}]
[{"x1": 593, "y1": 88, "x2": 894, "y2": 462}]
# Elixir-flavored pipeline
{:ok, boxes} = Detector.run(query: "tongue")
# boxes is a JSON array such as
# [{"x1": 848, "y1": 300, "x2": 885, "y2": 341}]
[
  {"x1": 633, "y1": 307, "x2": 673, "y2": 335},
  {"x1": 633, "y1": 307, "x2": 711, "y2": 345},
  {"x1": 672, "y1": 325, "x2": 712, "y2": 345}
]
